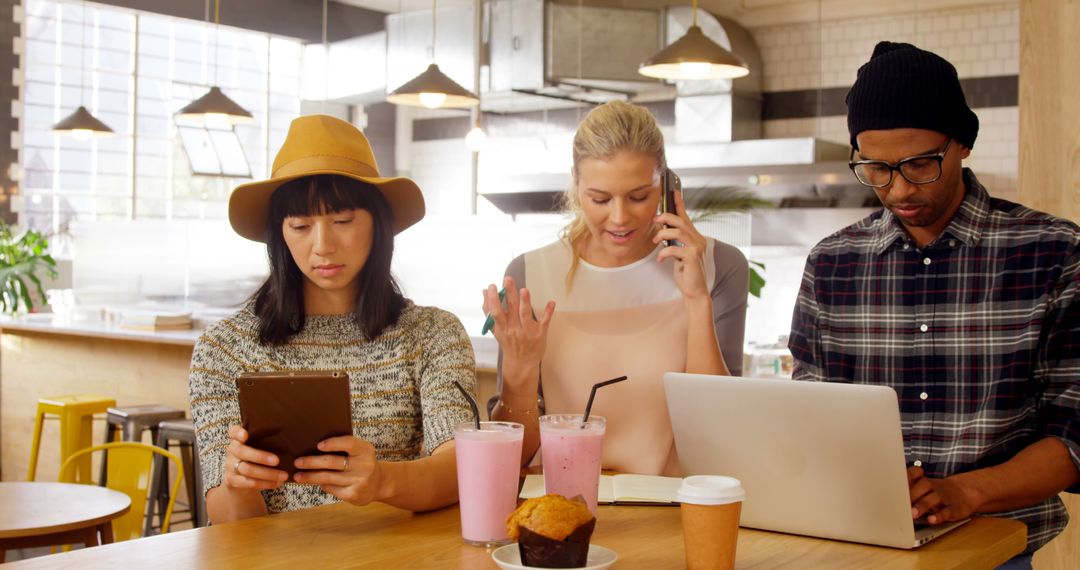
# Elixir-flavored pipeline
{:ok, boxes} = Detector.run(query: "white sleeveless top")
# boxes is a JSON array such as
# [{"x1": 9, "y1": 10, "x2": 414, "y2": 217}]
[{"x1": 495, "y1": 237, "x2": 748, "y2": 476}]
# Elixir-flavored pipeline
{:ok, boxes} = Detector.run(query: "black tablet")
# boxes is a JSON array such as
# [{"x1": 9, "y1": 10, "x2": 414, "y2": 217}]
[{"x1": 236, "y1": 370, "x2": 353, "y2": 479}]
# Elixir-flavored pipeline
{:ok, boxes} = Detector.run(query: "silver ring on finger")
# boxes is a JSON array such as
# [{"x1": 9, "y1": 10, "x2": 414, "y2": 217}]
[
  {"x1": 234, "y1": 459, "x2": 245, "y2": 475},
  {"x1": 341, "y1": 455, "x2": 349, "y2": 471}
]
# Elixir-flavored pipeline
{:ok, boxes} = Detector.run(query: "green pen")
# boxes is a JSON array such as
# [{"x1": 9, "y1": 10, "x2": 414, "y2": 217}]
[{"x1": 481, "y1": 288, "x2": 506, "y2": 335}]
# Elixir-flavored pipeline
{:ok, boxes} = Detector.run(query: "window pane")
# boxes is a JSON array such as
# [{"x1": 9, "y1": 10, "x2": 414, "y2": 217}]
[{"x1": 21, "y1": 0, "x2": 302, "y2": 231}]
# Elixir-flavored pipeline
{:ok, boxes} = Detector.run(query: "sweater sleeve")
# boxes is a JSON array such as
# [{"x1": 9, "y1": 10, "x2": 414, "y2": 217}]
[
  {"x1": 416, "y1": 307, "x2": 478, "y2": 455},
  {"x1": 711, "y1": 240, "x2": 749, "y2": 376},
  {"x1": 188, "y1": 320, "x2": 251, "y2": 497}
]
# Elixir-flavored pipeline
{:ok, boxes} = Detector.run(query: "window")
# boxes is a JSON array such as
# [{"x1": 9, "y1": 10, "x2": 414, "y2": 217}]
[{"x1": 19, "y1": 0, "x2": 302, "y2": 233}]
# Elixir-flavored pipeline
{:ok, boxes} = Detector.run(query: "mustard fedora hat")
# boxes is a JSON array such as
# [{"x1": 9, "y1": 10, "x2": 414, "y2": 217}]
[{"x1": 228, "y1": 114, "x2": 425, "y2": 242}]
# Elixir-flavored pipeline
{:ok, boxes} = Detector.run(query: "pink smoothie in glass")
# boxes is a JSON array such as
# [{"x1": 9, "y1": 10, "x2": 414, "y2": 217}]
[
  {"x1": 454, "y1": 421, "x2": 524, "y2": 546},
  {"x1": 539, "y1": 414, "x2": 606, "y2": 513}
]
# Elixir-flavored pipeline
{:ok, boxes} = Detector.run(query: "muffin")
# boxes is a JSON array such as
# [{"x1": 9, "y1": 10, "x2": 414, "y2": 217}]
[{"x1": 507, "y1": 494, "x2": 596, "y2": 568}]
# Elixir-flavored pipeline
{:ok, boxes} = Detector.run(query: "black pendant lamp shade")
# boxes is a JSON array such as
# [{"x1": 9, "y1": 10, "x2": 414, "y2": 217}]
[
  {"x1": 175, "y1": 86, "x2": 254, "y2": 125},
  {"x1": 387, "y1": 63, "x2": 479, "y2": 109},
  {"x1": 52, "y1": 105, "x2": 114, "y2": 138}
]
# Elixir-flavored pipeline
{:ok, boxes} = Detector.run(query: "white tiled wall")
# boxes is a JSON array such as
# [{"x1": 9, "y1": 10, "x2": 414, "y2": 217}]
[
  {"x1": 751, "y1": 4, "x2": 1019, "y2": 92},
  {"x1": 751, "y1": 3, "x2": 1020, "y2": 202}
]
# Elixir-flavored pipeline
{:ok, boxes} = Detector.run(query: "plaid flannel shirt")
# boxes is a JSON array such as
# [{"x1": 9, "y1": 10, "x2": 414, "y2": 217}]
[{"x1": 789, "y1": 169, "x2": 1080, "y2": 552}]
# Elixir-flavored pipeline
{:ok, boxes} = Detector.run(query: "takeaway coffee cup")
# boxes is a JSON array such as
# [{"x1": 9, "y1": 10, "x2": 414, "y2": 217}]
[{"x1": 676, "y1": 475, "x2": 746, "y2": 570}]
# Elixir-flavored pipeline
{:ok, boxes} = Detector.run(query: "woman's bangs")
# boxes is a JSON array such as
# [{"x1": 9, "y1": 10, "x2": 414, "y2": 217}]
[{"x1": 278, "y1": 175, "x2": 376, "y2": 218}]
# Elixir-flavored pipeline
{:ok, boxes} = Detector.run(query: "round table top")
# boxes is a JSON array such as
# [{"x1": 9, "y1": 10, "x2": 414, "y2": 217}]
[{"x1": 0, "y1": 482, "x2": 131, "y2": 539}]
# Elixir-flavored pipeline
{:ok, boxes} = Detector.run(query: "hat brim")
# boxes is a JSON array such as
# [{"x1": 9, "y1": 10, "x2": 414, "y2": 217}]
[{"x1": 228, "y1": 169, "x2": 426, "y2": 243}]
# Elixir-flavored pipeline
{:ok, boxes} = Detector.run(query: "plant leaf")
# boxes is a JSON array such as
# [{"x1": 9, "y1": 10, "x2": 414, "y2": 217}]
[{"x1": 748, "y1": 266, "x2": 766, "y2": 299}]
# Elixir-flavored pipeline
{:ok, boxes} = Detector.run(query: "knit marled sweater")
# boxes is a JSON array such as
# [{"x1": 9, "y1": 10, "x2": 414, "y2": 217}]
[{"x1": 188, "y1": 299, "x2": 476, "y2": 514}]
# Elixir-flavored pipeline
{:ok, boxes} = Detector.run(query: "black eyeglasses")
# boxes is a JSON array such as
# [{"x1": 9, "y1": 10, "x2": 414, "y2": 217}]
[{"x1": 848, "y1": 139, "x2": 953, "y2": 188}]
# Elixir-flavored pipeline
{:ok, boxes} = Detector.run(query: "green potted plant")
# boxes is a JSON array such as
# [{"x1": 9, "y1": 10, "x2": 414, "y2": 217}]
[{"x1": 0, "y1": 221, "x2": 58, "y2": 314}]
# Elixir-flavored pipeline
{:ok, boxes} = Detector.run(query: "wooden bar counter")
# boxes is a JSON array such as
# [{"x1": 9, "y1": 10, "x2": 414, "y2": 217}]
[
  {"x1": 0, "y1": 315, "x2": 499, "y2": 482},
  {"x1": 0, "y1": 501, "x2": 1026, "y2": 568}
]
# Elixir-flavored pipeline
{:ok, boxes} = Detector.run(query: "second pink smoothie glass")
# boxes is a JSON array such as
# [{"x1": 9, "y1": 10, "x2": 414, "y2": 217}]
[
  {"x1": 454, "y1": 421, "x2": 524, "y2": 546},
  {"x1": 539, "y1": 414, "x2": 606, "y2": 513}
]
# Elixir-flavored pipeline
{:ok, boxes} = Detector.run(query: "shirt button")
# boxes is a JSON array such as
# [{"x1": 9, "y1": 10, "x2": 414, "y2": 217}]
[
  {"x1": 920, "y1": 392, "x2": 928, "y2": 400},
  {"x1": 923, "y1": 257, "x2": 932, "y2": 266},
  {"x1": 919, "y1": 324, "x2": 928, "y2": 332},
  {"x1": 948, "y1": 240, "x2": 956, "y2": 247},
  {"x1": 914, "y1": 460, "x2": 923, "y2": 467},
  {"x1": 903, "y1": 244, "x2": 910, "y2": 250}
]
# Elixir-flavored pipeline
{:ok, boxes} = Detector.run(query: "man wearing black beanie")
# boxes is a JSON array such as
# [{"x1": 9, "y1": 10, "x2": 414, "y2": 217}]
[{"x1": 789, "y1": 41, "x2": 1080, "y2": 567}]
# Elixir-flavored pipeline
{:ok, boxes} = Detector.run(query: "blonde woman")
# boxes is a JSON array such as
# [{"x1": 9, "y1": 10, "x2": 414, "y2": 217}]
[{"x1": 483, "y1": 101, "x2": 748, "y2": 475}]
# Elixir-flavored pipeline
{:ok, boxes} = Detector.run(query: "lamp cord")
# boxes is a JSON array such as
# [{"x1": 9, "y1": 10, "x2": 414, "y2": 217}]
[
  {"x1": 322, "y1": 0, "x2": 328, "y2": 113},
  {"x1": 213, "y1": 0, "x2": 220, "y2": 86},
  {"x1": 692, "y1": 0, "x2": 698, "y2": 27},
  {"x1": 431, "y1": 0, "x2": 437, "y2": 62},
  {"x1": 80, "y1": 0, "x2": 87, "y2": 104}
]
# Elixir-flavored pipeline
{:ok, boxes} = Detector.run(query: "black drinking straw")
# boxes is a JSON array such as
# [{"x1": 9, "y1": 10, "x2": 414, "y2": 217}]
[
  {"x1": 581, "y1": 375, "x2": 628, "y2": 427},
  {"x1": 453, "y1": 380, "x2": 482, "y2": 430}
]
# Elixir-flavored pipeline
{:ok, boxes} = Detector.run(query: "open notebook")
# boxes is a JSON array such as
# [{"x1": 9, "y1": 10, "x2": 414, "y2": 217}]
[{"x1": 519, "y1": 474, "x2": 682, "y2": 506}]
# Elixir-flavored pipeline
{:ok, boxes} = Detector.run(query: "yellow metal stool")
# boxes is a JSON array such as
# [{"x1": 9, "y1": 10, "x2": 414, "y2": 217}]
[{"x1": 27, "y1": 394, "x2": 116, "y2": 482}]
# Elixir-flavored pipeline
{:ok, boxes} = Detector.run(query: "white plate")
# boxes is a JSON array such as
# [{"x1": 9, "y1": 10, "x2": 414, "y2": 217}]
[{"x1": 491, "y1": 543, "x2": 617, "y2": 570}]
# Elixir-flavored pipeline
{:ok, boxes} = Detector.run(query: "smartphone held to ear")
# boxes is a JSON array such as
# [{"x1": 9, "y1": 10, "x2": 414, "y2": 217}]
[{"x1": 659, "y1": 169, "x2": 682, "y2": 247}]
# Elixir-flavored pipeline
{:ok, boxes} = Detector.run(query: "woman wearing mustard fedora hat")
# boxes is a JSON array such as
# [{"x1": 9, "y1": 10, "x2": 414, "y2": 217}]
[{"x1": 188, "y1": 115, "x2": 476, "y2": 523}]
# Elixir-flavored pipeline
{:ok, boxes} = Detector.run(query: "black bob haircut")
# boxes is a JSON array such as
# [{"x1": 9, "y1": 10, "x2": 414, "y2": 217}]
[{"x1": 251, "y1": 174, "x2": 406, "y2": 345}]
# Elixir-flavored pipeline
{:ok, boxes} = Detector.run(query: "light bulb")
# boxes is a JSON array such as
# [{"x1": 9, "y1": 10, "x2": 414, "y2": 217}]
[
  {"x1": 465, "y1": 126, "x2": 488, "y2": 152},
  {"x1": 679, "y1": 62, "x2": 713, "y2": 79},
  {"x1": 418, "y1": 92, "x2": 447, "y2": 109},
  {"x1": 70, "y1": 129, "x2": 93, "y2": 141},
  {"x1": 204, "y1": 112, "x2": 231, "y2": 130}
]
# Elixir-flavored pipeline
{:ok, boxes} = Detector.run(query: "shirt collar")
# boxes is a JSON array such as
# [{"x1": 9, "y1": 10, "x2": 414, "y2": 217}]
[{"x1": 872, "y1": 168, "x2": 989, "y2": 255}]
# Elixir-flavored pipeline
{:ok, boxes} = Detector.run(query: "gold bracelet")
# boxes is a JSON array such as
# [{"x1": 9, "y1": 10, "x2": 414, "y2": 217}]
[{"x1": 495, "y1": 398, "x2": 541, "y2": 416}]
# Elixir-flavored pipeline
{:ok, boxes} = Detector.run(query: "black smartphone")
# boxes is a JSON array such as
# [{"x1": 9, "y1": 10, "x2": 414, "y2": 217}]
[{"x1": 659, "y1": 169, "x2": 682, "y2": 247}]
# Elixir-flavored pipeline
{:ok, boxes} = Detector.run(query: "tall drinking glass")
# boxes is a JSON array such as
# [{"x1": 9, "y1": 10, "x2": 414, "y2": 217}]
[
  {"x1": 454, "y1": 421, "x2": 524, "y2": 546},
  {"x1": 539, "y1": 414, "x2": 606, "y2": 513}
]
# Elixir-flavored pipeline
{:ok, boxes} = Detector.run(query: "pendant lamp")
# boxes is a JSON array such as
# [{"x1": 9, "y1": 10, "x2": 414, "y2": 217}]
[
  {"x1": 52, "y1": 1, "x2": 113, "y2": 139},
  {"x1": 387, "y1": 0, "x2": 478, "y2": 109},
  {"x1": 175, "y1": 0, "x2": 253, "y2": 126},
  {"x1": 638, "y1": 0, "x2": 749, "y2": 81}
]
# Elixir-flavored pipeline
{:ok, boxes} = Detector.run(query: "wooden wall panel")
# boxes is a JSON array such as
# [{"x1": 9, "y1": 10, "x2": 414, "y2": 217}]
[
  {"x1": 1018, "y1": 0, "x2": 1080, "y2": 223},
  {"x1": 1019, "y1": 2, "x2": 1080, "y2": 568}
]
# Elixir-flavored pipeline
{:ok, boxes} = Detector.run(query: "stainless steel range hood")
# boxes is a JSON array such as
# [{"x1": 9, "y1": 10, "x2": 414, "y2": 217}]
[
  {"x1": 480, "y1": 137, "x2": 877, "y2": 215},
  {"x1": 475, "y1": 5, "x2": 878, "y2": 215}
]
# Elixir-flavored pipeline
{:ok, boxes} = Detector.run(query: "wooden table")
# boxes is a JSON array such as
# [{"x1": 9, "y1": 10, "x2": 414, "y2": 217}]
[
  {"x1": 0, "y1": 482, "x2": 131, "y2": 563},
  {"x1": 0, "y1": 500, "x2": 1025, "y2": 568}
]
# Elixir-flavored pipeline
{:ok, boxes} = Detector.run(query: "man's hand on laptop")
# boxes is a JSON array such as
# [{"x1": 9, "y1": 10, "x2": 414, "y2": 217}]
[{"x1": 907, "y1": 466, "x2": 980, "y2": 525}]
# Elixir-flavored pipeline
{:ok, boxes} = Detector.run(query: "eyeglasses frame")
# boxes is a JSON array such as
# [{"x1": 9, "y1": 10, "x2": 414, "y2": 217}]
[{"x1": 848, "y1": 139, "x2": 954, "y2": 189}]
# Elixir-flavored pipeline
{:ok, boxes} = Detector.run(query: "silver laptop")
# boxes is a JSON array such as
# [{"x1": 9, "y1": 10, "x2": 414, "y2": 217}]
[{"x1": 664, "y1": 372, "x2": 968, "y2": 549}]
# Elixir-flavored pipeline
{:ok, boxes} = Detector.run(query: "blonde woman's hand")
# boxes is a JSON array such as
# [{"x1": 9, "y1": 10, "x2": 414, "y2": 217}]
[
  {"x1": 482, "y1": 276, "x2": 556, "y2": 377},
  {"x1": 294, "y1": 436, "x2": 385, "y2": 506},
  {"x1": 224, "y1": 425, "x2": 288, "y2": 490},
  {"x1": 653, "y1": 190, "x2": 710, "y2": 301}
]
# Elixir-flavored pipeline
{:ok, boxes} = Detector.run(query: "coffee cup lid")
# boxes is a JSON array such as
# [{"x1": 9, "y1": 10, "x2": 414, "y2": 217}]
[{"x1": 676, "y1": 475, "x2": 746, "y2": 505}]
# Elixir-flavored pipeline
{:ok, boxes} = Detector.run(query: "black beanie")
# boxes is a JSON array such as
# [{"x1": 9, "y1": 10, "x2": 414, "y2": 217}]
[{"x1": 846, "y1": 41, "x2": 978, "y2": 150}]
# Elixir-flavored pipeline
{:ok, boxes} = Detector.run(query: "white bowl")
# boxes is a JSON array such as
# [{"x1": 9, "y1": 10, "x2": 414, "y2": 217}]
[{"x1": 491, "y1": 543, "x2": 617, "y2": 570}]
